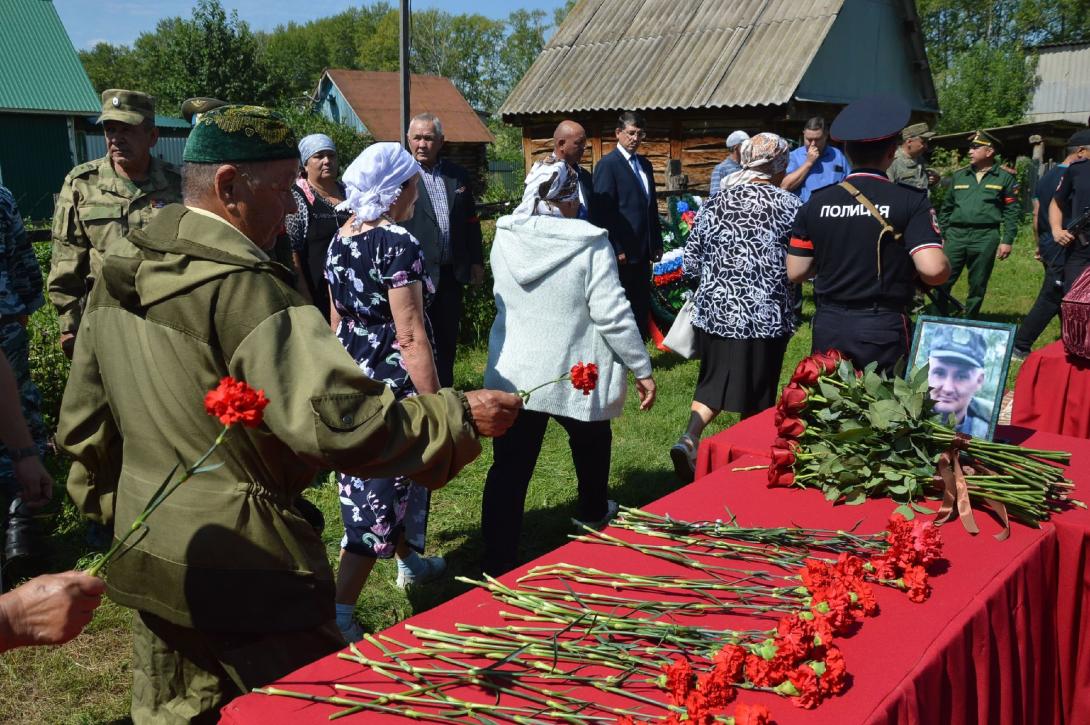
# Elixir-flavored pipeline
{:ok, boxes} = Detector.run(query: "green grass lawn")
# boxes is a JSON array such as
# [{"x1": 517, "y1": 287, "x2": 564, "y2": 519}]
[{"x1": 0, "y1": 222, "x2": 1056, "y2": 723}]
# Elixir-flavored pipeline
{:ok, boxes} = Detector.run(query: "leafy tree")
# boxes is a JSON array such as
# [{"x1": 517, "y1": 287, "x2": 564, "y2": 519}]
[
  {"x1": 78, "y1": 43, "x2": 139, "y2": 94},
  {"x1": 554, "y1": 0, "x2": 579, "y2": 27},
  {"x1": 497, "y1": 10, "x2": 549, "y2": 105},
  {"x1": 932, "y1": 40, "x2": 1038, "y2": 132},
  {"x1": 274, "y1": 105, "x2": 372, "y2": 167},
  {"x1": 411, "y1": 11, "x2": 506, "y2": 111}
]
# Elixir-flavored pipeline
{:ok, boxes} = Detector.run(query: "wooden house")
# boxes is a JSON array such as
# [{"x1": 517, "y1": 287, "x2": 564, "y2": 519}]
[{"x1": 500, "y1": 0, "x2": 939, "y2": 195}]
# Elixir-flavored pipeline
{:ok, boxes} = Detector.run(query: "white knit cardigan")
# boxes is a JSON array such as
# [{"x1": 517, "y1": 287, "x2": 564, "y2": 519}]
[{"x1": 483, "y1": 215, "x2": 652, "y2": 421}]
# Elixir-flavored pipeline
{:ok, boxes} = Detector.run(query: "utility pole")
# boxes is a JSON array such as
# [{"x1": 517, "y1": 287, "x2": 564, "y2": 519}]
[{"x1": 400, "y1": 0, "x2": 411, "y2": 149}]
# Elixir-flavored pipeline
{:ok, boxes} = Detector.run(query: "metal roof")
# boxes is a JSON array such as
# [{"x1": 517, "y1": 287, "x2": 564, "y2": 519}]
[
  {"x1": 0, "y1": 0, "x2": 99, "y2": 114},
  {"x1": 500, "y1": 0, "x2": 846, "y2": 118},
  {"x1": 322, "y1": 70, "x2": 495, "y2": 143},
  {"x1": 1027, "y1": 42, "x2": 1090, "y2": 124}
]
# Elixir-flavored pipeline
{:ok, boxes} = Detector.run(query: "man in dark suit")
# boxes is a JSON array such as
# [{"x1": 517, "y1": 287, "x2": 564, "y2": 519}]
[
  {"x1": 552, "y1": 120, "x2": 593, "y2": 220},
  {"x1": 401, "y1": 113, "x2": 485, "y2": 387},
  {"x1": 592, "y1": 111, "x2": 662, "y2": 339}
]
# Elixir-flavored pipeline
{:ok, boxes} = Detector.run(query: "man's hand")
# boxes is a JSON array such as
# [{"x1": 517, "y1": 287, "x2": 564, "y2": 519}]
[
  {"x1": 1054, "y1": 228, "x2": 1076, "y2": 247},
  {"x1": 926, "y1": 170, "x2": 940, "y2": 187},
  {"x1": 0, "y1": 572, "x2": 105, "y2": 651},
  {"x1": 14, "y1": 455, "x2": 52, "y2": 508},
  {"x1": 463, "y1": 390, "x2": 522, "y2": 437},
  {"x1": 469, "y1": 264, "x2": 485, "y2": 286},
  {"x1": 59, "y1": 332, "x2": 76, "y2": 359},
  {"x1": 804, "y1": 143, "x2": 820, "y2": 165},
  {"x1": 997, "y1": 243, "x2": 1012, "y2": 260},
  {"x1": 616, "y1": 252, "x2": 627, "y2": 265},
  {"x1": 635, "y1": 377, "x2": 656, "y2": 411}
]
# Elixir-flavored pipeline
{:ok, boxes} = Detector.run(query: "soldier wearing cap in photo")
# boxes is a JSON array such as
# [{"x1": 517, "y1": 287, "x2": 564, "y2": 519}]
[
  {"x1": 709, "y1": 130, "x2": 749, "y2": 196},
  {"x1": 786, "y1": 95, "x2": 950, "y2": 375},
  {"x1": 932, "y1": 130, "x2": 1020, "y2": 318},
  {"x1": 927, "y1": 326, "x2": 992, "y2": 438},
  {"x1": 1050, "y1": 129, "x2": 1090, "y2": 290},
  {"x1": 47, "y1": 89, "x2": 182, "y2": 358},
  {"x1": 887, "y1": 122, "x2": 939, "y2": 192},
  {"x1": 57, "y1": 104, "x2": 522, "y2": 720}
]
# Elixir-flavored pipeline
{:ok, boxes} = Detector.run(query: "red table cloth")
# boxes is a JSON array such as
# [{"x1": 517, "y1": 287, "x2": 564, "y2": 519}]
[
  {"x1": 1013, "y1": 339, "x2": 1090, "y2": 438},
  {"x1": 223, "y1": 410, "x2": 1090, "y2": 725}
]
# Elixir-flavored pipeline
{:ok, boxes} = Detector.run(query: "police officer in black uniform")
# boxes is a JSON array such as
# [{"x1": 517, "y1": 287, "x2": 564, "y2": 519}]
[
  {"x1": 787, "y1": 96, "x2": 951, "y2": 374},
  {"x1": 1050, "y1": 129, "x2": 1090, "y2": 289}
]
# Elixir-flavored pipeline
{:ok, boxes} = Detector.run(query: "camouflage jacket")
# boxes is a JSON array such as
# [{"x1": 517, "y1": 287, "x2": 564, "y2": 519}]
[{"x1": 0, "y1": 185, "x2": 44, "y2": 318}]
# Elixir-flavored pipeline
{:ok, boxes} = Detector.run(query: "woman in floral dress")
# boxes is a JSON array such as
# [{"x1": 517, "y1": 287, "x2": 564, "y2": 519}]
[{"x1": 325, "y1": 142, "x2": 443, "y2": 641}]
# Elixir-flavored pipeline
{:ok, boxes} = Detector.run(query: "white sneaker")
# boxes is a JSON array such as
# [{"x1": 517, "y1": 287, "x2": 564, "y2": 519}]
[
  {"x1": 396, "y1": 555, "x2": 447, "y2": 590},
  {"x1": 574, "y1": 499, "x2": 619, "y2": 530}
]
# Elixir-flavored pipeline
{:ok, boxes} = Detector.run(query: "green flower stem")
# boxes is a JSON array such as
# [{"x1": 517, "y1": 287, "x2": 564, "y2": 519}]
[
  {"x1": 87, "y1": 425, "x2": 230, "y2": 577},
  {"x1": 518, "y1": 374, "x2": 571, "y2": 402},
  {"x1": 255, "y1": 687, "x2": 466, "y2": 723}
]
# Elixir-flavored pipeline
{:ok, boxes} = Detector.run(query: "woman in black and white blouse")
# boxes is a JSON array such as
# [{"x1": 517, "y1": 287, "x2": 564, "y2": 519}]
[{"x1": 670, "y1": 132, "x2": 801, "y2": 482}]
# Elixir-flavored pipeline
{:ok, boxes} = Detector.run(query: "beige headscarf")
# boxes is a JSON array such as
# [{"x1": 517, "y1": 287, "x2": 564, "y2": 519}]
[
  {"x1": 722, "y1": 132, "x2": 791, "y2": 190},
  {"x1": 513, "y1": 154, "x2": 580, "y2": 217}
]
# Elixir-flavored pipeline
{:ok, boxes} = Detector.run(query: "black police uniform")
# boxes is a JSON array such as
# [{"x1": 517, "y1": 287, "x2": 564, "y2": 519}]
[
  {"x1": 789, "y1": 171, "x2": 943, "y2": 373},
  {"x1": 1054, "y1": 158, "x2": 1090, "y2": 290}
]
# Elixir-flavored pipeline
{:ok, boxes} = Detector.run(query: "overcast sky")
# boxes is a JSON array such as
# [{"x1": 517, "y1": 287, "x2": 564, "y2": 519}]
[{"x1": 53, "y1": 0, "x2": 568, "y2": 49}]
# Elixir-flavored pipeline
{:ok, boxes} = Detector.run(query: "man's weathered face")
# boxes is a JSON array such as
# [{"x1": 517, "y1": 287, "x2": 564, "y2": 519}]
[
  {"x1": 968, "y1": 144, "x2": 994, "y2": 165},
  {"x1": 232, "y1": 159, "x2": 300, "y2": 249},
  {"x1": 904, "y1": 136, "x2": 926, "y2": 156},
  {"x1": 104, "y1": 120, "x2": 157, "y2": 171},
  {"x1": 928, "y1": 357, "x2": 984, "y2": 421},
  {"x1": 407, "y1": 121, "x2": 444, "y2": 167},
  {"x1": 555, "y1": 127, "x2": 587, "y2": 166},
  {"x1": 803, "y1": 128, "x2": 827, "y2": 153},
  {"x1": 304, "y1": 149, "x2": 338, "y2": 182},
  {"x1": 616, "y1": 123, "x2": 645, "y2": 154}
]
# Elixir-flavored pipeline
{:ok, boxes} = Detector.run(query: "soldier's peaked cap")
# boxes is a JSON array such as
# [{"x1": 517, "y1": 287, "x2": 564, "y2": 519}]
[{"x1": 830, "y1": 95, "x2": 911, "y2": 143}]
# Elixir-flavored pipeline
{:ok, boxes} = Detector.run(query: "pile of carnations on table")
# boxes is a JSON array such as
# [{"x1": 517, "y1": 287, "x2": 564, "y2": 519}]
[{"x1": 769, "y1": 350, "x2": 1079, "y2": 533}]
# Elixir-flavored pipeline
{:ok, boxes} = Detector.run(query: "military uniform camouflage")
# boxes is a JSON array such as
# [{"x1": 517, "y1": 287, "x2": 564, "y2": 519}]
[
  {"x1": 0, "y1": 185, "x2": 46, "y2": 557},
  {"x1": 958, "y1": 397, "x2": 992, "y2": 438},
  {"x1": 887, "y1": 147, "x2": 930, "y2": 191}
]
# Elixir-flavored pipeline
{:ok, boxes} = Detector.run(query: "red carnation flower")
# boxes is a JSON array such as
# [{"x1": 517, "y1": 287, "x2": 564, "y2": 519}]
[
  {"x1": 901, "y1": 565, "x2": 931, "y2": 603},
  {"x1": 820, "y1": 645, "x2": 849, "y2": 695},
  {"x1": 777, "y1": 416, "x2": 806, "y2": 439},
  {"x1": 910, "y1": 518, "x2": 944, "y2": 567},
  {"x1": 662, "y1": 656, "x2": 694, "y2": 705},
  {"x1": 779, "y1": 383, "x2": 809, "y2": 415},
  {"x1": 744, "y1": 653, "x2": 780, "y2": 687},
  {"x1": 204, "y1": 376, "x2": 269, "y2": 428},
  {"x1": 713, "y1": 644, "x2": 748, "y2": 682},
  {"x1": 570, "y1": 362, "x2": 598, "y2": 396},
  {"x1": 788, "y1": 664, "x2": 823, "y2": 709},
  {"x1": 732, "y1": 702, "x2": 774, "y2": 725},
  {"x1": 774, "y1": 613, "x2": 815, "y2": 665},
  {"x1": 696, "y1": 667, "x2": 737, "y2": 708}
]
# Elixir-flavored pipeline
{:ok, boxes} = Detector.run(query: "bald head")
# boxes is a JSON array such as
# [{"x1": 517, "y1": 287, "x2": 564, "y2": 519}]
[{"x1": 553, "y1": 120, "x2": 587, "y2": 166}]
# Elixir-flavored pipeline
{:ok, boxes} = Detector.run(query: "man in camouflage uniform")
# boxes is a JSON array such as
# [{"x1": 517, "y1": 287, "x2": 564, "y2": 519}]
[
  {"x1": 0, "y1": 184, "x2": 48, "y2": 567},
  {"x1": 48, "y1": 89, "x2": 182, "y2": 357},
  {"x1": 887, "y1": 122, "x2": 938, "y2": 192}
]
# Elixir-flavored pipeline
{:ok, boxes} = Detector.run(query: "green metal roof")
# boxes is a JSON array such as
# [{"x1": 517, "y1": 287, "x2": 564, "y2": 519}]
[{"x1": 0, "y1": 0, "x2": 100, "y2": 114}]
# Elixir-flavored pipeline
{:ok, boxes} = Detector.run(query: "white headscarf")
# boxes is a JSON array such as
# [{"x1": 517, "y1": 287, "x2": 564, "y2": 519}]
[
  {"x1": 337, "y1": 142, "x2": 421, "y2": 227},
  {"x1": 722, "y1": 132, "x2": 791, "y2": 190},
  {"x1": 513, "y1": 154, "x2": 579, "y2": 218}
]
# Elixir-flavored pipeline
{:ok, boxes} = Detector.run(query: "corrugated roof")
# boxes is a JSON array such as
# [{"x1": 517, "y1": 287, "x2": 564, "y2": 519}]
[
  {"x1": 501, "y1": 0, "x2": 845, "y2": 117},
  {"x1": 323, "y1": 70, "x2": 495, "y2": 143},
  {"x1": 0, "y1": 0, "x2": 99, "y2": 114},
  {"x1": 1027, "y1": 42, "x2": 1090, "y2": 124}
]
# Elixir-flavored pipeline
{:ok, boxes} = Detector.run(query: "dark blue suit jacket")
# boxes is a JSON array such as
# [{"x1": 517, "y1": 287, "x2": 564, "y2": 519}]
[{"x1": 591, "y1": 148, "x2": 662, "y2": 262}]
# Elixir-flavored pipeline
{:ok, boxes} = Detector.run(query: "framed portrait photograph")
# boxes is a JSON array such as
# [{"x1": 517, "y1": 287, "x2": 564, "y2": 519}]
[{"x1": 906, "y1": 316, "x2": 1018, "y2": 441}]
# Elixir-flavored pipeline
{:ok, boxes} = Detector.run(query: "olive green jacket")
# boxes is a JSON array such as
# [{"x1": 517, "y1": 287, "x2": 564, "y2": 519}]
[
  {"x1": 938, "y1": 164, "x2": 1020, "y2": 245},
  {"x1": 886, "y1": 148, "x2": 929, "y2": 191},
  {"x1": 58, "y1": 204, "x2": 481, "y2": 632},
  {"x1": 48, "y1": 156, "x2": 183, "y2": 334}
]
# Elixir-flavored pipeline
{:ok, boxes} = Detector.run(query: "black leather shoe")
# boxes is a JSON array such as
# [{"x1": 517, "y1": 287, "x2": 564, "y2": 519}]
[
  {"x1": 670, "y1": 434, "x2": 698, "y2": 484},
  {"x1": 4, "y1": 498, "x2": 35, "y2": 562}
]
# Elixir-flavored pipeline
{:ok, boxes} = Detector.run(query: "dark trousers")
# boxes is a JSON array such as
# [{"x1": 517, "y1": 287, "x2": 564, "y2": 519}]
[
  {"x1": 618, "y1": 261, "x2": 652, "y2": 340},
  {"x1": 1014, "y1": 253, "x2": 1067, "y2": 354},
  {"x1": 431, "y1": 264, "x2": 463, "y2": 388},
  {"x1": 481, "y1": 409, "x2": 612, "y2": 577},
  {"x1": 1064, "y1": 243, "x2": 1090, "y2": 292},
  {"x1": 812, "y1": 305, "x2": 909, "y2": 376}
]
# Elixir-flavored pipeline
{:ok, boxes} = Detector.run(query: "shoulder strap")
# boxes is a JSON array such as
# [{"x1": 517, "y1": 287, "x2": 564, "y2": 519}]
[{"x1": 839, "y1": 181, "x2": 902, "y2": 283}]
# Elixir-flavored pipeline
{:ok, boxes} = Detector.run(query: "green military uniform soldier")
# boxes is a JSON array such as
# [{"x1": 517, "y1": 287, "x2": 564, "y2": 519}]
[
  {"x1": 887, "y1": 122, "x2": 936, "y2": 192},
  {"x1": 58, "y1": 105, "x2": 522, "y2": 722},
  {"x1": 48, "y1": 89, "x2": 182, "y2": 355},
  {"x1": 934, "y1": 130, "x2": 1020, "y2": 318}
]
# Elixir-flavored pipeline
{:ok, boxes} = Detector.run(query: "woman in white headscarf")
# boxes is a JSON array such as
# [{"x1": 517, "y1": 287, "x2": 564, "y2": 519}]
[
  {"x1": 670, "y1": 133, "x2": 801, "y2": 482},
  {"x1": 324, "y1": 142, "x2": 442, "y2": 641},
  {"x1": 479, "y1": 155, "x2": 657, "y2": 577}
]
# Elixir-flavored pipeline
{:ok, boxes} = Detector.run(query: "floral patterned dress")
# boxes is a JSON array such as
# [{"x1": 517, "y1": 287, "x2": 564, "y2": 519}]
[{"x1": 325, "y1": 223, "x2": 436, "y2": 558}]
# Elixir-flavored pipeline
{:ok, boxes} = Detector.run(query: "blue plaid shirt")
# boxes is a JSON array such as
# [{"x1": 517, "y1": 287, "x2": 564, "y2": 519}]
[{"x1": 419, "y1": 162, "x2": 451, "y2": 264}]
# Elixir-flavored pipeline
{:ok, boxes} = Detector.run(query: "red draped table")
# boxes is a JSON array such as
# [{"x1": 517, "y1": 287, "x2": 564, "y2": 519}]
[
  {"x1": 223, "y1": 410, "x2": 1090, "y2": 724},
  {"x1": 1013, "y1": 339, "x2": 1090, "y2": 438}
]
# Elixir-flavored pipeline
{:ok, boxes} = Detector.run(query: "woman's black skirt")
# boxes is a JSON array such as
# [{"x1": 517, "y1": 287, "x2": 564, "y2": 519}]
[{"x1": 693, "y1": 328, "x2": 789, "y2": 415}]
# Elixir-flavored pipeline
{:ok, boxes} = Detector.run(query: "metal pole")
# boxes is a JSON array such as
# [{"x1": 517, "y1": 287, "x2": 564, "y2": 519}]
[{"x1": 400, "y1": 0, "x2": 411, "y2": 149}]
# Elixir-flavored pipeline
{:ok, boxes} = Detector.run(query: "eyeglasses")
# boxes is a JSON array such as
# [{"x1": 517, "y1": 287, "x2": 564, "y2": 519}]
[{"x1": 620, "y1": 128, "x2": 646, "y2": 140}]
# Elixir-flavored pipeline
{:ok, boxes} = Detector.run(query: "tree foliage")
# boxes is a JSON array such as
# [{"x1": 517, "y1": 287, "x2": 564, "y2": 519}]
[{"x1": 918, "y1": 0, "x2": 1090, "y2": 132}]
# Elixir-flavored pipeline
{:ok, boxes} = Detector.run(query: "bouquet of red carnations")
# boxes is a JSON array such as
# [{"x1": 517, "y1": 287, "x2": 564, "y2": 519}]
[{"x1": 767, "y1": 351, "x2": 1079, "y2": 537}]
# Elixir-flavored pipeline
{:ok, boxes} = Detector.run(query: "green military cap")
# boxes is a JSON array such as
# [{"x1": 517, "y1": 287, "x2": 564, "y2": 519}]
[
  {"x1": 901, "y1": 122, "x2": 935, "y2": 141},
  {"x1": 182, "y1": 105, "x2": 298, "y2": 163},
  {"x1": 99, "y1": 89, "x2": 154, "y2": 126},
  {"x1": 181, "y1": 97, "x2": 227, "y2": 125},
  {"x1": 969, "y1": 130, "x2": 999, "y2": 148},
  {"x1": 929, "y1": 326, "x2": 986, "y2": 368}
]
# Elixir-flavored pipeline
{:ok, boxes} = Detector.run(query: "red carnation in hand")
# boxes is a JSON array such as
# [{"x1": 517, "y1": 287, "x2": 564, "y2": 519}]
[
  {"x1": 791, "y1": 357, "x2": 824, "y2": 387},
  {"x1": 779, "y1": 383, "x2": 809, "y2": 415},
  {"x1": 570, "y1": 362, "x2": 599, "y2": 396},
  {"x1": 204, "y1": 376, "x2": 269, "y2": 428},
  {"x1": 732, "y1": 702, "x2": 774, "y2": 725}
]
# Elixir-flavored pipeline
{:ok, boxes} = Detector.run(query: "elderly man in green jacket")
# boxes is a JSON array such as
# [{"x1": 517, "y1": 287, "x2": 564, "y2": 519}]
[{"x1": 57, "y1": 105, "x2": 522, "y2": 723}]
